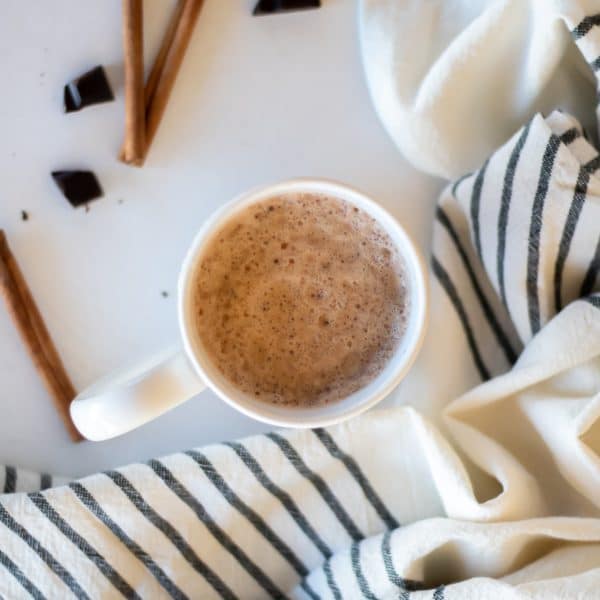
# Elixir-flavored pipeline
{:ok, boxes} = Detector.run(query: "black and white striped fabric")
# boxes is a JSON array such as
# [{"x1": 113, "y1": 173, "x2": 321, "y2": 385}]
[
  {"x1": 0, "y1": 467, "x2": 67, "y2": 496},
  {"x1": 432, "y1": 109, "x2": 600, "y2": 384},
  {"x1": 2, "y1": 7, "x2": 600, "y2": 600}
]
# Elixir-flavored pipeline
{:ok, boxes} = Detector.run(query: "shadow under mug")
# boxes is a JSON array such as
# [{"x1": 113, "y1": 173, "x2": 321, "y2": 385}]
[{"x1": 70, "y1": 179, "x2": 428, "y2": 441}]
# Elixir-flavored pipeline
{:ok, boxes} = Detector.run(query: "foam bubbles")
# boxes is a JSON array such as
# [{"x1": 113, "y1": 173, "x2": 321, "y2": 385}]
[{"x1": 193, "y1": 192, "x2": 409, "y2": 407}]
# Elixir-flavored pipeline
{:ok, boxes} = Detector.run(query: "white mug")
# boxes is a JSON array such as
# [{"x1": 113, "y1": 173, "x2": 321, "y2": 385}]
[{"x1": 70, "y1": 179, "x2": 428, "y2": 441}]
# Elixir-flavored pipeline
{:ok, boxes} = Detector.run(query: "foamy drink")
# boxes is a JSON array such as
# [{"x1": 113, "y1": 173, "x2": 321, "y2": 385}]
[{"x1": 193, "y1": 192, "x2": 408, "y2": 406}]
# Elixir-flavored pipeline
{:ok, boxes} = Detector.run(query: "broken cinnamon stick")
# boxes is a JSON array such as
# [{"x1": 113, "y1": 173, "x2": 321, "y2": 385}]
[{"x1": 0, "y1": 231, "x2": 81, "y2": 441}]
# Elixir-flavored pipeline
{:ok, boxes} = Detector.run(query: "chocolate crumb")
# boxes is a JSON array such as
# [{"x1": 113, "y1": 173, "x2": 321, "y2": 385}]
[
  {"x1": 253, "y1": 0, "x2": 320, "y2": 15},
  {"x1": 21, "y1": 210, "x2": 29, "y2": 221},
  {"x1": 51, "y1": 170, "x2": 103, "y2": 208},
  {"x1": 64, "y1": 66, "x2": 114, "y2": 113}
]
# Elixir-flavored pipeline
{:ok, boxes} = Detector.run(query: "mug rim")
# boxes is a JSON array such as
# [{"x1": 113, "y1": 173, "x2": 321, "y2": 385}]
[{"x1": 178, "y1": 178, "x2": 428, "y2": 428}]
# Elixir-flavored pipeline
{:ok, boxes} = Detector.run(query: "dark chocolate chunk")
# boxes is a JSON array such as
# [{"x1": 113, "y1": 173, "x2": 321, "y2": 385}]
[
  {"x1": 51, "y1": 171, "x2": 103, "y2": 207},
  {"x1": 253, "y1": 0, "x2": 320, "y2": 15},
  {"x1": 64, "y1": 66, "x2": 114, "y2": 113},
  {"x1": 21, "y1": 210, "x2": 29, "y2": 221}
]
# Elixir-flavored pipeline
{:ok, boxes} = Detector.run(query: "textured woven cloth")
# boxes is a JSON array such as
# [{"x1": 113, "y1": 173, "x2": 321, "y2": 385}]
[
  {"x1": 1, "y1": 3, "x2": 600, "y2": 599},
  {"x1": 359, "y1": 0, "x2": 600, "y2": 179}
]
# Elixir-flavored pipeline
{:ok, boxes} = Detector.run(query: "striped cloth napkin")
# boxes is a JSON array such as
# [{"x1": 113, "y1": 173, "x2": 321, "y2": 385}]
[{"x1": 2, "y1": 6, "x2": 600, "y2": 600}]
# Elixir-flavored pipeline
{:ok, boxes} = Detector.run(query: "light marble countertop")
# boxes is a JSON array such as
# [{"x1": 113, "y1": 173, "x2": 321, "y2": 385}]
[{"x1": 0, "y1": 0, "x2": 441, "y2": 477}]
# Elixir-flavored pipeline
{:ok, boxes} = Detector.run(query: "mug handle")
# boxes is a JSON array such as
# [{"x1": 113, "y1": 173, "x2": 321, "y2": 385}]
[{"x1": 70, "y1": 347, "x2": 206, "y2": 441}]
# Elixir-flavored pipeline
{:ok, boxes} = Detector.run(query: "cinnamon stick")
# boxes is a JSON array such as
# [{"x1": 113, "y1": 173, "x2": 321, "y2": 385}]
[
  {"x1": 121, "y1": 0, "x2": 146, "y2": 165},
  {"x1": 0, "y1": 231, "x2": 81, "y2": 441},
  {"x1": 119, "y1": 0, "x2": 186, "y2": 163},
  {"x1": 145, "y1": 0, "x2": 204, "y2": 157},
  {"x1": 145, "y1": 0, "x2": 186, "y2": 112},
  {"x1": 119, "y1": 0, "x2": 204, "y2": 165}
]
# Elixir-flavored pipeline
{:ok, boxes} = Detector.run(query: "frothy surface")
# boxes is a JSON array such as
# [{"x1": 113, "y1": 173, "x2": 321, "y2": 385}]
[{"x1": 193, "y1": 192, "x2": 408, "y2": 406}]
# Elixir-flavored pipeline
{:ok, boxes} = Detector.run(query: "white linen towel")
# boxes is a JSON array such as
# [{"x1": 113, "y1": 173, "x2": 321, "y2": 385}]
[
  {"x1": 1, "y1": 3, "x2": 600, "y2": 599},
  {"x1": 360, "y1": 0, "x2": 600, "y2": 179}
]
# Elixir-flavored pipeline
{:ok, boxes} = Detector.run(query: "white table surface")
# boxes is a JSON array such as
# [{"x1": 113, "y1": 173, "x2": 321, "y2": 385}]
[{"x1": 0, "y1": 0, "x2": 442, "y2": 477}]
